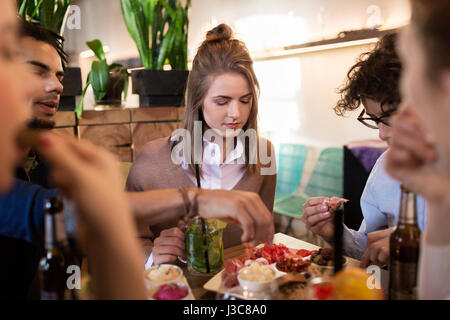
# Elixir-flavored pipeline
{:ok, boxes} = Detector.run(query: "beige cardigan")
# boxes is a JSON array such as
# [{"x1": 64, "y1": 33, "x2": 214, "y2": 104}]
[{"x1": 126, "y1": 136, "x2": 277, "y2": 250}]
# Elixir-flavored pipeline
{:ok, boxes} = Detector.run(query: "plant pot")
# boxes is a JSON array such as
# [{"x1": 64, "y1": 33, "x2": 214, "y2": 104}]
[
  {"x1": 95, "y1": 70, "x2": 127, "y2": 109},
  {"x1": 60, "y1": 67, "x2": 82, "y2": 111},
  {"x1": 132, "y1": 70, "x2": 189, "y2": 107}
]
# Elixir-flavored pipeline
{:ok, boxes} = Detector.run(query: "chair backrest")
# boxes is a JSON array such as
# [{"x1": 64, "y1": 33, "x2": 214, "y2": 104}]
[
  {"x1": 303, "y1": 147, "x2": 343, "y2": 198},
  {"x1": 118, "y1": 162, "x2": 133, "y2": 189},
  {"x1": 275, "y1": 144, "x2": 308, "y2": 200}
]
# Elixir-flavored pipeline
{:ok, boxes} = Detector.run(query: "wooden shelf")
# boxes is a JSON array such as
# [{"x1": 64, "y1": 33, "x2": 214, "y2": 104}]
[{"x1": 54, "y1": 107, "x2": 186, "y2": 162}]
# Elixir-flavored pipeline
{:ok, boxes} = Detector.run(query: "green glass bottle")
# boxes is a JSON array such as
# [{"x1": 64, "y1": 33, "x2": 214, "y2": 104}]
[{"x1": 389, "y1": 186, "x2": 421, "y2": 300}]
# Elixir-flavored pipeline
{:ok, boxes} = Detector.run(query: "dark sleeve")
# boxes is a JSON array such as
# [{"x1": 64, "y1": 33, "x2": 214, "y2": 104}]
[
  {"x1": 0, "y1": 179, "x2": 58, "y2": 246},
  {"x1": 259, "y1": 172, "x2": 277, "y2": 213},
  {"x1": 259, "y1": 139, "x2": 277, "y2": 213}
]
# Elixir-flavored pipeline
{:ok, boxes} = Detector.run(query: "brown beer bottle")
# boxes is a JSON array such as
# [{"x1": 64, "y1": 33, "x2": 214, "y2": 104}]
[
  {"x1": 39, "y1": 197, "x2": 73, "y2": 300},
  {"x1": 388, "y1": 186, "x2": 421, "y2": 300}
]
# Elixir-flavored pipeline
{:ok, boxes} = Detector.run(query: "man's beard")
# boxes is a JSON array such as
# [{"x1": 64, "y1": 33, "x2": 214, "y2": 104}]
[{"x1": 27, "y1": 117, "x2": 55, "y2": 130}]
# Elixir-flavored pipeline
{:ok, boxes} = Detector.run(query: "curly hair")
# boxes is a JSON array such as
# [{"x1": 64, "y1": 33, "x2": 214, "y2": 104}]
[{"x1": 334, "y1": 33, "x2": 401, "y2": 116}]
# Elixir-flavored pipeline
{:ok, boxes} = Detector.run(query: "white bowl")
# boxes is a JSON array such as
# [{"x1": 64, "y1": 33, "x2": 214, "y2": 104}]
[
  {"x1": 144, "y1": 264, "x2": 184, "y2": 289},
  {"x1": 237, "y1": 265, "x2": 276, "y2": 292}
]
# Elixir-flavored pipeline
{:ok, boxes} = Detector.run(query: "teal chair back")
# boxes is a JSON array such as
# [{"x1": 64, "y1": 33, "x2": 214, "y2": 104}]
[
  {"x1": 275, "y1": 144, "x2": 308, "y2": 201},
  {"x1": 303, "y1": 147, "x2": 344, "y2": 198}
]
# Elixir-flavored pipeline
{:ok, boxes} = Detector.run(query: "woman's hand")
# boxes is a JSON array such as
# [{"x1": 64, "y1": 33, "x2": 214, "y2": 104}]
[
  {"x1": 152, "y1": 227, "x2": 186, "y2": 266},
  {"x1": 300, "y1": 197, "x2": 335, "y2": 242},
  {"x1": 194, "y1": 189, "x2": 274, "y2": 247}
]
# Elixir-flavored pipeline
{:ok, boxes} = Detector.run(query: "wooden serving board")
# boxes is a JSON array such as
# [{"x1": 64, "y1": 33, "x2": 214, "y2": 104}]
[{"x1": 203, "y1": 233, "x2": 361, "y2": 298}]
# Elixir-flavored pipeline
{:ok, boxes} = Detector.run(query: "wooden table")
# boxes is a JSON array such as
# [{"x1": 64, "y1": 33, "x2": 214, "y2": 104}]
[
  {"x1": 183, "y1": 243, "x2": 247, "y2": 300},
  {"x1": 183, "y1": 233, "x2": 389, "y2": 300}
]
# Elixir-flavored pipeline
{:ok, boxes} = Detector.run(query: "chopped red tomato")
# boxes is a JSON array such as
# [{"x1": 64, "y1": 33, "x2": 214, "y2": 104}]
[
  {"x1": 314, "y1": 283, "x2": 334, "y2": 300},
  {"x1": 295, "y1": 249, "x2": 313, "y2": 258}
]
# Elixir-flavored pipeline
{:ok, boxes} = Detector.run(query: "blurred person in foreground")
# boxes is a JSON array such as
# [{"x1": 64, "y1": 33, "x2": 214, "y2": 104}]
[
  {"x1": 0, "y1": 1, "x2": 145, "y2": 299},
  {"x1": 385, "y1": 0, "x2": 450, "y2": 300},
  {"x1": 0, "y1": 19, "x2": 67, "y2": 299},
  {"x1": 300, "y1": 33, "x2": 426, "y2": 268},
  {"x1": 0, "y1": 2, "x2": 274, "y2": 299}
]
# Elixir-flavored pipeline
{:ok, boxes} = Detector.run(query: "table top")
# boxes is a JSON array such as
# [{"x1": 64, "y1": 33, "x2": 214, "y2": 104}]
[
  {"x1": 182, "y1": 243, "x2": 247, "y2": 300},
  {"x1": 183, "y1": 233, "x2": 389, "y2": 300}
]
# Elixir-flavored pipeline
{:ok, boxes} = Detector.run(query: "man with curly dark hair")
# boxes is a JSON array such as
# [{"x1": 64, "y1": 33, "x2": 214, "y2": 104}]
[{"x1": 300, "y1": 33, "x2": 426, "y2": 268}]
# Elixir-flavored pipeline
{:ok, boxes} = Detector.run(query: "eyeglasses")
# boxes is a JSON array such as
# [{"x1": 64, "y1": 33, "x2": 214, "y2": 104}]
[{"x1": 357, "y1": 109, "x2": 397, "y2": 129}]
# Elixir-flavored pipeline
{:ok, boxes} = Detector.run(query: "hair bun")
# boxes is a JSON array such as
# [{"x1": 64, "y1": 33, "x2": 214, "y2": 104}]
[{"x1": 205, "y1": 24, "x2": 233, "y2": 42}]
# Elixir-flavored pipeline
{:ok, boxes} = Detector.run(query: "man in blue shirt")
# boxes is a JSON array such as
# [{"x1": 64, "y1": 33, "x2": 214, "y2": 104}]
[
  {"x1": 0, "y1": 180, "x2": 58, "y2": 299},
  {"x1": 0, "y1": 19, "x2": 68, "y2": 299},
  {"x1": 301, "y1": 33, "x2": 426, "y2": 267}
]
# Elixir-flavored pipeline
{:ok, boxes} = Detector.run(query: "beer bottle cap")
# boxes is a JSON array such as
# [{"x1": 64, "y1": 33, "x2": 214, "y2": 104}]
[
  {"x1": 44, "y1": 197, "x2": 64, "y2": 214},
  {"x1": 400, "y1": 185, "x2": 411, "y2": 193}
]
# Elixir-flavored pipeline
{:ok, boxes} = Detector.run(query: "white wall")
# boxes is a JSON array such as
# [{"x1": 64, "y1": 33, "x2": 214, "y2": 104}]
[
  {"x1": 187, "y1": 0, "x2": 410, "y2": 54},
  {"x1": 63, "y1": 0, "x2": 408, "y2": 146},
  {"x1": 65, "y1": 0, "x2": 410, "y2": 62},
  {"x1": 255, "y1": 43, "x2": 382, "y2": 148}
]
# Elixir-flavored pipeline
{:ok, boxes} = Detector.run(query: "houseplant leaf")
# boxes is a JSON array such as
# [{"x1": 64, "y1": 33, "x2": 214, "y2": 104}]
[
  {"x1": 156, "y1": 21, "x2": 176, "y2": 69},
  {"x1": 86, "y1": 39, "x2": 107, "y2": 61},
  {"x1": 75, "y1": 76, "x2": 91, "y2": 119},
  {"x1": 120, "y1": 0, "x2": 151, "y2": 69},
  {"x1": 55, "y1": 0, "x2": 72, "y2": 35},
  {"x1": 170, "y1": 4, "x2": 185, "y2": 70},
  {"x1": 159, "y1": 0, "x2": 176, "y2": 20},
  {"x1": 39, "y1": 0, "x2": 56, "y2": 32},
  {"x1": 90, "y1": 60, "x2": 109, "y2": 101}
]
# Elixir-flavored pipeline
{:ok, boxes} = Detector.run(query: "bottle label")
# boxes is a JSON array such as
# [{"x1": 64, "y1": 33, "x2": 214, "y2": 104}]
[
  {"x1": 45, "y1": 213, "x2": 68, "y2": 248},
  {"x1": 389, "y1": 261, "x2": 418, "y2": 300},
  {"x1": 41, "y1": 291, "x2": 59, "y2": 300},
  {"x1": 55, "y1": 213, "x2": 68, "y2": 244}
]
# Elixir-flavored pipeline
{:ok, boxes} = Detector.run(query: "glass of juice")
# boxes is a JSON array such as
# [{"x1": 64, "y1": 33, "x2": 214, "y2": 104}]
[{"x1": 186, "y1": 217, "x2": 224, "y2": 275}]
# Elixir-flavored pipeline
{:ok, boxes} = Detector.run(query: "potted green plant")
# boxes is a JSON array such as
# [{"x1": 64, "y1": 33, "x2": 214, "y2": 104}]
[
  {"x1": 121, "y1": 0, "x2": 190, "y2": 107},
  {"x1": 17, "y1": 0, "x2": 82, "y2": 112},
  {"x1": 17, "y1": 0, "x2": 72, "y2": 35},
  {"x1": 75, "y1": 40, "x2": 130, "y2": 118}
]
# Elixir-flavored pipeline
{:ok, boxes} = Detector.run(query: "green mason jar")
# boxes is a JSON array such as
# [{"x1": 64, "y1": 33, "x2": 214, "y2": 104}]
[{"x1": 186, "y1": 217, "x2": 224, "y2": 275}]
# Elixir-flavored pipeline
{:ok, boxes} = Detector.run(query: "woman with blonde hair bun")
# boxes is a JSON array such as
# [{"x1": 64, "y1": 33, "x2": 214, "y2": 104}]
[{"x1": 126, "y1": 24, "x2": 276, "y2": 267}]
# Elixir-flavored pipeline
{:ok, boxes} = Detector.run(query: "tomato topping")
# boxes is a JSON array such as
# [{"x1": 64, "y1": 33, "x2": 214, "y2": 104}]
[
  {"x1": 314, "y1": 283, "x2": 334, "y2": 300},
  {"x1": 295, "y1": 249, "x2": 313, "y2": 258}
]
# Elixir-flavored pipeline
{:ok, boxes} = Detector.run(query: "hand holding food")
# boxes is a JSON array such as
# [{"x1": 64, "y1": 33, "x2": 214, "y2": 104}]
[{"x1": 301, "y1": 197, "x2": 348, "y2": 242}]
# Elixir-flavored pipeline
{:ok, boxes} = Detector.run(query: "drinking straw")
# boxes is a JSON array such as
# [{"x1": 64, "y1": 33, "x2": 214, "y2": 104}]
[
  {"x1": 195, "y1": 164, "x2": 210, "y2": 273},
  {"x1": 333, "y1": 206, "x2": 344, "y2": 275}
]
